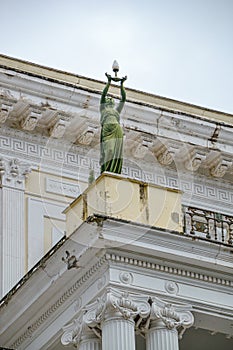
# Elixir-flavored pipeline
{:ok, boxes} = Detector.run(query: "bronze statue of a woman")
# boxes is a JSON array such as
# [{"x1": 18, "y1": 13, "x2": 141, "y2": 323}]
[{"x1": 100, "y1": 64, "x2": 127, "y2": 174}]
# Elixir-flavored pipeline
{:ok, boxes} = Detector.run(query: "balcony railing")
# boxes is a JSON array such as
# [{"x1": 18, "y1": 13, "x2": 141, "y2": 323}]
[{"x1": 183, "y1": 206, "x2": 233, "y2": 246}]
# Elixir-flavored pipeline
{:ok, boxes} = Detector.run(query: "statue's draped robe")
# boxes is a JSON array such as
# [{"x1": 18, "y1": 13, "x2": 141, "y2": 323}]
[{"x1": 100, "y1": 107, "x2": 123, "y2": 174}]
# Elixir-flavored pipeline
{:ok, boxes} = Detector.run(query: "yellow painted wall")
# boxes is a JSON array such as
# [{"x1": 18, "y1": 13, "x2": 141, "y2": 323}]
[
  {"x1": 24, "y1": 169, "x2": 87, "y2": 270},
  {"x1": 65, "y1": 173, "x2": 183, "y2": 236}
]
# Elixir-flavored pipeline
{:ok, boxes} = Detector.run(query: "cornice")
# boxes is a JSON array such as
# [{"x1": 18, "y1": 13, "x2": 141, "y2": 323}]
[
  {"x1": 105, "y1": 252, "x2": 233, "y2": 289},
  {"x1": 95, "y1": 216, "x2": 233, "y2": 275},
  {"x1": 1, "y1": 66, "x2": 233, "y2": 182},
  {"x1": 0, "y1": 54, "x2": 233, "y2": 125}
]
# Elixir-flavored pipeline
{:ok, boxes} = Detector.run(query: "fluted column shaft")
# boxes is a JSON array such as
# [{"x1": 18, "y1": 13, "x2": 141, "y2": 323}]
[
  {"x1": 102, "y1": 313, "x2": 135, "y2": 350},
  {"x1": 0, "y1": 187, "x2": 25, "y2": 296},
  {"x1": 146, "y1": 320, "x2": 179, "y2": 350},
  {"x1": 79, "y1": 329, "x2": 101, "y2": 350},
  {"x1": 0, "y1": 158, "x2": 30, "y2": 298}
]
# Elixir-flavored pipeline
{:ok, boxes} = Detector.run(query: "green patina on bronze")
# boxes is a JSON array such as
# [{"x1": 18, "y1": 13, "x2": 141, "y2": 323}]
[{"x1": 100, "y1": 72, "x2": 127, "y2": 174}]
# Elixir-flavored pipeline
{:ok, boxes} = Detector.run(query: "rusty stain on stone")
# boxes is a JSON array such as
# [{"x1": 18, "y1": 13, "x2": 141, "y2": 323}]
[
  {"x1": 82, "y1": 193, "x2": 88, "y2": 221},
  {"x1": 209, "y1": 124, "x2": 221, "y2": 143},
  {"x1": 139, "y1": 183, "x2": 149, "y2": 222}
]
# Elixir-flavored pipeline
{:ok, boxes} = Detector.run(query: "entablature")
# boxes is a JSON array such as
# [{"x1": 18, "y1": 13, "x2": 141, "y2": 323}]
[{"x1": 1, "y1": 63, "x2": 233, "y2": 182}]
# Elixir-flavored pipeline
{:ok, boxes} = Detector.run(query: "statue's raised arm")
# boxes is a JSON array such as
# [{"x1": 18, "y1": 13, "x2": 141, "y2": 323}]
[
  {"x1": 99, "y1": 61, "x2": 127, "y2": 174},
  {"x1": 116, "y1": 76, "x2": 127, "y2": 114},
  {"x1": 100, "y1": 73, "x2": 112, "y2": 112}
]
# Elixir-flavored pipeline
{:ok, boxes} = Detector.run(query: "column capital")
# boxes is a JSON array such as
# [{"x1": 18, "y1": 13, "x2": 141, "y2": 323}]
[
  {"x1": 61, "y1": 315, "x2": 83, "y2": 347},
  {"x1": 61, "y1": 314, "x2": 100, "y2": 348},
  {"x1": 138, "y1": 296, "x2": 194, "y2": 339},
  {"x1": 84, "y1": 288, "x2": 150, "y2": 327},
  {"x1": 0, "y1": 157, "x2": 31, "y2": 189}
]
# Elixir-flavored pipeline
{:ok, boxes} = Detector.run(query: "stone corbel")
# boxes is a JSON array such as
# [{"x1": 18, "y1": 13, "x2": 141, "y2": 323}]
[
  {"x1": 132, "y1": 139, "x2": 153, "y2": 159},
  {"x1": 0, "y1": 102, "x2": 13, "y2": 123},
  {"x1": 77, "y1": 125, "x2": 98, "y2": 145},
  {"x1": 154, "y1": 144, "x2": 177, "y2": 166},
  {"x1": 49, "y1": 118, "x2": 68, "y2": 138},
  {"x1": 21, "y1": 109, "x2": 42, "y2": 131},
  {"x1": 0, "y1": 102, "x2": 14, "y2": 123},
  {"x1": 210, "y1": 157, "x2": 232, "y2": 178},
  {"x1": 184, "y1": 149, "x2": 206, "y2": 172}
]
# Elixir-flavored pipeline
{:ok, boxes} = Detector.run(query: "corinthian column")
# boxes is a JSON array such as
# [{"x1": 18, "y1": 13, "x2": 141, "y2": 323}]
[
  {"x1": 79, "y1": 329, "x2": 102, "y2": 350},
  {"x1": 101, "y1": 306, "x2": 135, "y2": 350},
  {"x1": 145, "y1": 297, "x2": 194, "y2": 350},
  {"x1": 0, "y1": 158, "x2": 31, "y2": 297},
  {"x1": 84, "y1": 288, "x2": 150, "y2": 350},
  {"x1": 147, "y1": 320, "x2": 179, "y2": 350}
]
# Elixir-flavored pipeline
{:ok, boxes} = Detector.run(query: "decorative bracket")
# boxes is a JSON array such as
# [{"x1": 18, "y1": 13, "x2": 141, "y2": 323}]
[
  {"x1": 184, "y1": 149, "x2": 206, "y2": 172},
  {"x1": 77, "y1": 125, "x2": 98, "y2": 145},
  {"x1": 132, "y1": 138, "x2": 153, "y2": 159},
  {"x1": 210, "y1": 157, "x2": 232, "y2": 178},
  {"x1": 49, "y1": 118, "x2": 68, "y2": 138},
  {"x1": 21, "y1": 108, "x2": 42, "y2": 131},
  {"x1": 0, "y1": 102, "x2": 13, "y2": 123},
  {"x1": 154, "y1": 144, "x2": 177, "y2": 166}
]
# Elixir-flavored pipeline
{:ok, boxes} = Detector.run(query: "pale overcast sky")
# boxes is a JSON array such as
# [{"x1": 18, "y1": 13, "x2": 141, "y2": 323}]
[{"x1": 1, "y1": 0, "x2": 233, "y2": 113}]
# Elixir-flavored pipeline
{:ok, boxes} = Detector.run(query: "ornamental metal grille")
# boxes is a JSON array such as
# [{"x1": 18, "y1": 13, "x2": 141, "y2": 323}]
[{"x1": 183, "y1": 206, "x2": 233, "y2": 245}]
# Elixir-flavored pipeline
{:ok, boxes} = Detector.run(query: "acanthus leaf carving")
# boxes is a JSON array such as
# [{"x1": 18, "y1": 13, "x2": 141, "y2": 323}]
[
  {"x1": 61, "y1": 315, "x2": 84, "y2": 347},
  {"x1": 154, "y1": 144, "x2": 178, "y2": 166},
  {"x1": 62, "y1": 292, "x2": 194, "y2": 347},
  {"x1": 145, "y1": 297, "x2": 194, "y2": 338},
  {"x1": 84, "y1": 288, "x2": 150, "y2": 327}
]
